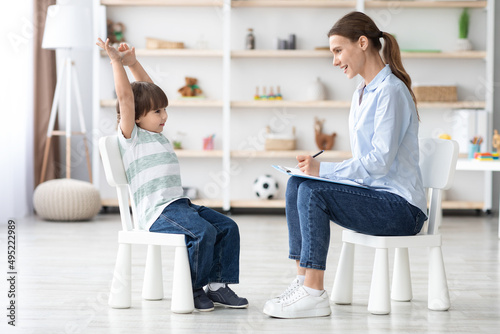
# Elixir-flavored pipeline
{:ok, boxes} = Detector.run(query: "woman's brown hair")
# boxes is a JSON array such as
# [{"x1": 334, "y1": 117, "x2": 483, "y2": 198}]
[
  {"x1": 116, "y1": 81, "x2": 169, "y2": 123},
  {"x1": 328, "y1": 11, "x2": 419, "y2": 120}
]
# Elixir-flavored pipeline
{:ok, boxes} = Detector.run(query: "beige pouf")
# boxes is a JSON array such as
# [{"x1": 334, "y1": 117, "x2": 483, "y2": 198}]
[{"x1": 33, "y1": 179, "x2": 102, "y2": 221}]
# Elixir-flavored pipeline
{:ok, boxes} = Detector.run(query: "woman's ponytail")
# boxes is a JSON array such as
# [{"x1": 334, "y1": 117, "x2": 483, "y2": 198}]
[{"x1": 381, "y1": 32, "x2": 419, "y2": 120}]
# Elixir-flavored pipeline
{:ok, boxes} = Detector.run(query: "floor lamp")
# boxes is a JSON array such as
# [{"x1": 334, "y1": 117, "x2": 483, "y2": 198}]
[{"x1": 40, "y1": 4, "x2": 92, "y2": 183}]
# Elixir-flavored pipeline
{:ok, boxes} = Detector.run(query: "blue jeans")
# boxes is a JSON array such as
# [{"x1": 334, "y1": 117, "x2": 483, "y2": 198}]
[
  {"x1": 149, "y1": 198, "x2": 240, "y2": 290},
  {"x1": 286, "y1": 177, "x2": 427, "y2": 271}
]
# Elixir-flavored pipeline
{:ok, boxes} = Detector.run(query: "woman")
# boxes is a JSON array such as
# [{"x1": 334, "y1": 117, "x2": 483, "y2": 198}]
[{"x1": 263, "y1": 11, "x2": 427, "y2": 319}]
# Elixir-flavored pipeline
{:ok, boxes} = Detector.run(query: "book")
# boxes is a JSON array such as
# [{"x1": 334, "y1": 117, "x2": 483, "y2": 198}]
[{"x1": 272, "y1": 165, "x2": 367, "y2": 189}]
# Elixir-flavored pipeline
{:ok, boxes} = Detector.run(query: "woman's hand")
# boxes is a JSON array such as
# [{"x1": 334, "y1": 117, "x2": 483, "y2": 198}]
[{"x1": 296, "y1": 155, "x2": 320, "y2": 176}]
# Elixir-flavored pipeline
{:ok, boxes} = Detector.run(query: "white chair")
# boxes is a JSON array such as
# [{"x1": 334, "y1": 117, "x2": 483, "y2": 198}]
[
  {"x1": 99, "y1": 135, "x2": 194, "y2": 314},
  {"x1": 331, "y1": 138, "x2": 459, "y2": 315}
]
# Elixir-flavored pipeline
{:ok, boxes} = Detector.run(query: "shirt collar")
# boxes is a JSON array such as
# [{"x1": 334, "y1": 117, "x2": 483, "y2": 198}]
[{"x1": 358, "y1": 64, "x2": 392, "y2": 92}]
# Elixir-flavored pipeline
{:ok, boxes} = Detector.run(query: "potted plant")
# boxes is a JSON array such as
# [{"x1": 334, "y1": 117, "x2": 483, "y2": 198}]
[{"x1": 456, "y1": 8, "x2": 472, "y2": 51}]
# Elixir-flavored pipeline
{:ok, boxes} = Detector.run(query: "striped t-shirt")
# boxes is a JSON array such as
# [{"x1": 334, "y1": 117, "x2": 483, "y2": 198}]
[{"x1": 117, "y1": 124, "x2": 185, "y2": 230}]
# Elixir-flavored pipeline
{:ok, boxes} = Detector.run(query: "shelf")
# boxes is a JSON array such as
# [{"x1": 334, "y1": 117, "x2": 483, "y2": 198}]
[
  {"x1": 231, "y1": 150, "x2": 352, "y2": 160},
  {"x1": 441, "y1": 201, "x2": 484, "y2": 210},
  {"x1": 175, "y1": 150, "x2": 223, "y2": 158},
  {"x1": 101, "y1": 0, "x2": 223, "y2": 6},
  {"x1": 229, "y1": 199, "x2": 484, "y2": 210},
  {"x1": 100, "y1": 49, "x2": 222, "y2": 57},
  {"x1": 101, "y1": 49, "x2": 486, "y2": 60},
  {"x1": 401, "y1": 51, "x2": 486, "y2": 59},
  {"x1": 418, "y1": 101, "x2": 485, "y2": 109},
  {"x1": 101, "y1": 99, "x2": 485, "y2": 109},
  {"x1": 231, "y1": 100, "x2": 351, "y2": 108},
  {"x1": 232, "y1": 49, "x2": 486, "y2": 59},
  {"x1": 100, "y1": 99, "x2": 223, "y2": 108},
  {"x1": 101, "y1": 198, "x2": 224, "y2": 208},
  {"x1": 231, "y1": 0, "x2": 356, "y2": 8},
  {"x1": 135, "y1": 49, "x2": 223, "y2": 57},
  {"x1": 230, "y1": 199, "x2": 286, "y2": 208},
  {"x1": 365, "y1": 1, "x2": 487, "y2": 9},
  {"x1": 232, "y1": 49, "x2": 331, "y2": 58}
]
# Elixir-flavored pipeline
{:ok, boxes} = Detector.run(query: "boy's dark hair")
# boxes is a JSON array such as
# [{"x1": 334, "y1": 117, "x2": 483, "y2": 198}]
[{"x1": 116, "y1": 81, "x2": 169, "y2": 123}]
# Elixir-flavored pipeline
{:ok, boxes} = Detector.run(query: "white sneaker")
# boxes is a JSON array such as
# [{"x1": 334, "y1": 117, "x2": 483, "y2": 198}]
[
  {"x1": 270, "y1": 278, "x2": 302, "y2": 302},
  {"x1": 263, "y1": 286, "x2": 332, "y2": 319}
]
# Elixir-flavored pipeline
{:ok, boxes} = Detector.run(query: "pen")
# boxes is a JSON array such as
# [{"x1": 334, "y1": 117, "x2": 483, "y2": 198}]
[
  {"x1": 312, "y1": 150, "x2": 324, "y2": 158},
  {"x1": 295, "y1": 150, "x2": 324, "y2": 168}
]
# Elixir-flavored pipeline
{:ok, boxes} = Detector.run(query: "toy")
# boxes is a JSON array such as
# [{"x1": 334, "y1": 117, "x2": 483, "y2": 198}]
[
  {"x1": 203, "y1": 134, "x2": 215, "y2": 150},
  {"x1": 474, "y1": 152, "x2": 499, "y2": 161},
  {"x1": 314, "y1": 117, "x2": 336, "y2": 150},
  {"x1": 178, "y1": 77, "x2": 203, "y2": 97},
  {"x1": 439, "y1": 133, "x2": 451, "y2": 140},
  {"x1": 492, "y1": 129, "x2": 500, "y2": 152},
  {"x1": 107, "y1": 19, "x2": 126, "y2": 46},
  {"x1": 254, "y1": 85, "x2": 283, "y2": 100},
  {"x1": 253, "y1": 175, "x2": 279, "y2": 200}
]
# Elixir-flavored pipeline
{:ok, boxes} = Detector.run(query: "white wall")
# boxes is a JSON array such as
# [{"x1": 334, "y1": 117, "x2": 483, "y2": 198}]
[{"x1": 0, "y1": 1, "x2": 34, "y2": 220}]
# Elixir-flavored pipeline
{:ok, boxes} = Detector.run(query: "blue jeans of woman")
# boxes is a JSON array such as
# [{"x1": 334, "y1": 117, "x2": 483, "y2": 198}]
[
  {"x1": 286, "y1": 177, "x2": 426, "y2": 271},
  {"x1": 149, "y1": 198, "x2": 240, "y2": 290}
]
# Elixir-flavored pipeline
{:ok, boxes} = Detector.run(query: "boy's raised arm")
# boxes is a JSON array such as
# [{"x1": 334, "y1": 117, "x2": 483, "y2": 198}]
[{"x1": 96, "y1": 38, "x2": 135, "y2": 139}]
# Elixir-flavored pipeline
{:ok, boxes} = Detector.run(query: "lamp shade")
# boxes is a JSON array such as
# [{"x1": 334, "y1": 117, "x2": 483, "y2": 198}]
[{"x1": 42, "y1": 5, "x2": 92, "y2": 50}]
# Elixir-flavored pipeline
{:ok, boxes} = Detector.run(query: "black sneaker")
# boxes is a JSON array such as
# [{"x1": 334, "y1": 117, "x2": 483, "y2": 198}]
[
  {"x1": 206, "y1": 286, "x2": 249, "y2": 309},
  {"x1": 193, "y1": 288, "x2": 214, "y2": 312}
]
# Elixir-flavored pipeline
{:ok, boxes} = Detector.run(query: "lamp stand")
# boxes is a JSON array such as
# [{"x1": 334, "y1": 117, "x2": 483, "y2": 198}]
[{"x1": 40, "y1": 54, "x2": 92, "y2": 183}]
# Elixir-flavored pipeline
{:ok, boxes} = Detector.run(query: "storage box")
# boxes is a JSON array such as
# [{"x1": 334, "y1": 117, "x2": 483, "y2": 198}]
[
  {"x1": 265, "y1": 138, "x2": 296, "y2": 150},
  {"x1": 265, "y1": 126, "x2": 296, "y2": 150},
  {"x1": 413, "y1": 85, "x2": 457, "y2": 102},
  {"x1": 146, "y1": 37, "x2": 184, "y2": 49}
]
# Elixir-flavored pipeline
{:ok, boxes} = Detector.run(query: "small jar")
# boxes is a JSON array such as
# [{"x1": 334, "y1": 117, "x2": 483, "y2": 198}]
[{"x1": 246, "y1": 28, "x2": 255, "y2": 50}]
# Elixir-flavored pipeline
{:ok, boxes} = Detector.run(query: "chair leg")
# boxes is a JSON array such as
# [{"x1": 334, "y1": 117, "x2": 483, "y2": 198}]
[
  {"x1": 331, "y1": 242, "x2": 354, "y2": 305},
  {"x1": 391, "y1": 248, "x2": 412, "y2": 302},
  {"x1": 171, "y1": 246, "x2": 194, "y2": 314},
  {"x1": 108, "y1": 244, "x2": 132, "y2": 308},
  {"x1": 428, "y1": 246, "x2": 450, "y2": 311},
  {"x1": 142, "y1": 245, "x2": 164, "y2": 301},
  {"x1": 368, "y1": 248, "x2": 391, "y2": 315}
]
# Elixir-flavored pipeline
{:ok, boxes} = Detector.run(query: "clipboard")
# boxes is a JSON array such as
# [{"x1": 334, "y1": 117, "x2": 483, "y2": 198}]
[{"x1": 272, "y1": 165, "x2": 367, "y2": 189}]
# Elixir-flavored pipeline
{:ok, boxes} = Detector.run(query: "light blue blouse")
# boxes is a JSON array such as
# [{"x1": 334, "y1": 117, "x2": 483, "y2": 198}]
[{"x1": 319, "y1": 64, "x2": 427, "y2": 214}]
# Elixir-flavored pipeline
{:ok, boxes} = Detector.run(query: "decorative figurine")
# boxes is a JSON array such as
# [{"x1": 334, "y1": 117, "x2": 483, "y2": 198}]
[
  {"x1": 493, "y1": 129, "x2": 500, "y2": 152},
  {"x1": 314, "y1": 117, "x2": 336, "y2": 150}
]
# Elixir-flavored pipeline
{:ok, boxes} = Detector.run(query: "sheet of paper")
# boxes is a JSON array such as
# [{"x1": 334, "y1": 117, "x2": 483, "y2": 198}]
[{"x1": 272, "y1": 165, "x2": 367, "y2": 189}]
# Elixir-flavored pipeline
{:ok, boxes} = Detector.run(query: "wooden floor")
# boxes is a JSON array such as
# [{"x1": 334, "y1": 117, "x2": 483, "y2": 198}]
[{"x1": 2, "y1": 211, "x2": 500, "y2": 333}]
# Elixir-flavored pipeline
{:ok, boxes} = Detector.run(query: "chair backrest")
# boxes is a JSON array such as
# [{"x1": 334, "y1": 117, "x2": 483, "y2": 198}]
[
  {"x1": 419, "y1": 138, "x2": 459, "y2": 234},
  {"x1": 99, "y1": 135, "x2": 136, "y2": 231}
]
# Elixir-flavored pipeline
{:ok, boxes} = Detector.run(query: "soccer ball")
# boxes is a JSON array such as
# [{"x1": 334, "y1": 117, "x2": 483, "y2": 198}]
[{"x1": 253, "y1": 175, "x2": 279, "y2": 200}]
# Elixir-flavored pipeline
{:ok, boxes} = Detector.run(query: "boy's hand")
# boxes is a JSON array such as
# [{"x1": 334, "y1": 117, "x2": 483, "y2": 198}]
[
  {"x1": 96, "y1": 38, "x2": 121, "y2": 63},
  {"x1": 117, "y1": 43, "x2": 137, "y2": 67}
]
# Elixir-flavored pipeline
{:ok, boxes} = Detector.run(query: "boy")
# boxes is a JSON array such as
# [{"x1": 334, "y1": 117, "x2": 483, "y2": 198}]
[{"x1": 97, "y1": 38, "x2": 247, "y2": 311}]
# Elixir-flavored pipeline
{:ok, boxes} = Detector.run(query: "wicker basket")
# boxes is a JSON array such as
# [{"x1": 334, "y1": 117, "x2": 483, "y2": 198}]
[
  {"x1": 146, "y1": 37, "x2": 184, "y2": 49},
  {"x1": 413, "y1": 85, "x2": 457, "y2": 102},
  {"x1": 265, "y1": 138, "x2": 296, "y2": 151}
]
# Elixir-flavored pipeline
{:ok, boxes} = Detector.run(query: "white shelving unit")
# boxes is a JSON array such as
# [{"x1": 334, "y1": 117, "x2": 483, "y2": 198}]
[{"x1": 92, "y1": 0, "x2": 494, "y2": 212}]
